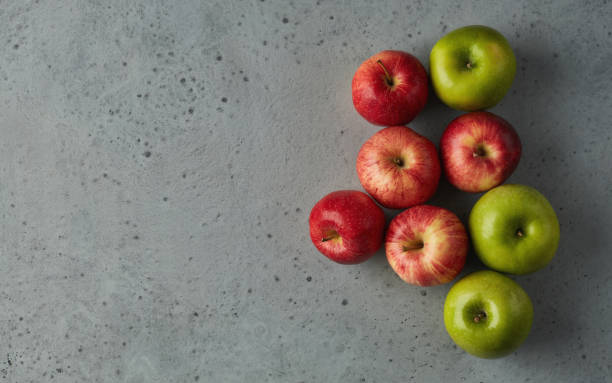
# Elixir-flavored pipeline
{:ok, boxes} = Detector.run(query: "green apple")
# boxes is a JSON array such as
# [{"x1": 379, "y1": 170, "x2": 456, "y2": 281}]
[
  {"x1": 430, "y1": 25, "x2": 516, "y2": 111},
  {"x1": 469, "y1": 184, "x2": 560, "y2": 274},
  {"x1": 444, "y1": 270, "x2": 533, "y2": 358}
]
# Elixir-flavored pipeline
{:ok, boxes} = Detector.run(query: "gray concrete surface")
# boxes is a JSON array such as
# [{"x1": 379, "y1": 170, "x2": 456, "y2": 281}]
[{"x1": 0, "y1": 0, "x2": 611, "y2": 382}]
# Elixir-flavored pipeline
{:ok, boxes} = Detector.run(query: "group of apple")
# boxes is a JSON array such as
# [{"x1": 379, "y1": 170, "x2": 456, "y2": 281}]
[{"x1": 308, "y1": 26, "x2": 561, "y2": 358}]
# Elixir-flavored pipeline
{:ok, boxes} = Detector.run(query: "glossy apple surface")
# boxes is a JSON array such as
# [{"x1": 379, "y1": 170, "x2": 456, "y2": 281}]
[
  {"x1": 356, "y1": 126, "x2": 440, "y2": 209},
  {"x1": 385, "y1": 205, "x2": 468, "y2": 286},
  {"x1": 352, "y1": 50, "x2": 428, "y2": 126},
  {"x1": 444, "y1": 270, "x2": 534, "y2": 358},
  {"x1": 441, "y1": 111, "x2": 521, "y2": 192},
  {"x1": 469, "y1": 184, "x2": 560, "y2": 274},
  {"x1": 430, "y1": 25, "x2": 516, "y2": 111},
  {"x1": 309, "y1": 190, "x2": 386, "y2": 264}
]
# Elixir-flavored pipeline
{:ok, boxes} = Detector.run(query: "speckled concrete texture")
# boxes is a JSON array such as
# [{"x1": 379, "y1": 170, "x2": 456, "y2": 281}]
[{"x1": 0, "y1": 0, "x2": 610, "y2": 382}]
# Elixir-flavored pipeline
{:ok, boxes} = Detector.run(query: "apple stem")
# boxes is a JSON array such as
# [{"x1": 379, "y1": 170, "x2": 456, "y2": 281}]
[
  {"x1": 516, "y1": 229, "x2": 524, "y2": 237},
  {"x1": 473, "y1": 145, "x2": 487, "y2": 157},
  {"x1": 322, "y1": 230, "x2": 340, "y2": 242},
  {"x1": 402, "y1": 239, "x2": 424, "y2": 251},
  {"x1": 376, "y1": 60, "x2": 394, "y2": 87},
  {"x1": 466, "y1": 61, "x2": 472, "y2": 69},
  {"x1": 473, "y1": 311, "x2": 487, "y2": 323}
]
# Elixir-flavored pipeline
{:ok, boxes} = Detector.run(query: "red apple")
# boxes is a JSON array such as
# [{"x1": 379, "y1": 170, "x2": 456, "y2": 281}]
[
  {"x1": 309, "y1": 190, "x2": 386, "y2": 264},
  {"x1": 352, "y1": 50, "x2": 428, "y2": 126},
  {"x1": 356, "y1": 126, "x2": 441, "y2": 209},
  {"x1": 385, "y1": 205, "x2": 468, "y2": 286},
  {"x1": 440, "y1": 111, "x2": 521, "y2": 193}
]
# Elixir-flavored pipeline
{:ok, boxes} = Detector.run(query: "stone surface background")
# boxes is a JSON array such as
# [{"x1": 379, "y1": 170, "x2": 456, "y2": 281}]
[{"x1": 0, "y1": 0, "x2": 610, "y2": 382}]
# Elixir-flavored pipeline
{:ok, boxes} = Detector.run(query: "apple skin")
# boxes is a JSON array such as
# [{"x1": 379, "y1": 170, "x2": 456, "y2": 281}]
[
  {"x1": 385, "y1": 205, "x2": 468, "y2": 286},
  {"x1": 352, "y1": 50, "x2": 428, "y2": 126},
  {"x1": 444, "y1": 270, "x2": 534, "y2": 358},
  {"x1": 309, "y1": 190, "x2": 386, "y2": 264},
  {"x1": 356, "y1": 126, "x2": 441, "y2": 209},
  {"x1": 469, "y1": 184, "x2": 560, "y2": 274},
  {"x1": 430, "y1": 25, "x2": 516, "y2": 111},
  {"x1": 441, "y1": 111, "x2": 521, "y2": 193}
]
